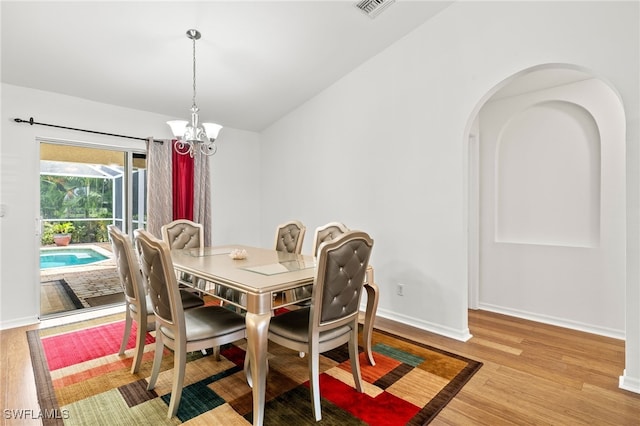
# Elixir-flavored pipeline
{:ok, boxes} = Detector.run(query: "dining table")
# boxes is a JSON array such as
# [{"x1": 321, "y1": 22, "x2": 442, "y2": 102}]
[{"x1": 170, "y1": 244, "x2": 379, "y2": 426}]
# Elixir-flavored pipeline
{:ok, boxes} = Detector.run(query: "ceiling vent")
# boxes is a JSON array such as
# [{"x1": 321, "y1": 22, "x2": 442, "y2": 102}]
[{"x1": 355, "y1": 0, "x2": 396, "y2": 19}]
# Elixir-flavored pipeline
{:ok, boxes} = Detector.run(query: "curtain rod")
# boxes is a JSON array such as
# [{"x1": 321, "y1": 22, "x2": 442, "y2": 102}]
[{"x1": 13, "y1": 117, "x2": 164, "y2": 144}]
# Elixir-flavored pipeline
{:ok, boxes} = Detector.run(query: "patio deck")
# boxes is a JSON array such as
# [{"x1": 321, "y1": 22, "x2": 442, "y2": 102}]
[{"x1": 40, "y1": 242, "x2": 122, "y2": 315}]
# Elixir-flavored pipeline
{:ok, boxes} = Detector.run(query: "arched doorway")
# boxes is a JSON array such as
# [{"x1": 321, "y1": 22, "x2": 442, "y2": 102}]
[{"x1": 466, "y1": 64, "x2": 626, "y2": 338}]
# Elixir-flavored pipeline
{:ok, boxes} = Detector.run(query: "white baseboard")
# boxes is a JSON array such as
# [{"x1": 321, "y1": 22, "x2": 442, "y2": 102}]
[
  {"x1": 619, "y1": 370, "x2": 640, "y2": 394},
  {"x1": 39, "y1": 305, "x2": 125, "y2": 328},
  {"x1": 375, "y1": 307, "x2": 473, "y2": 342},
  {"x1": 1, "y1": 305, "x2": 126, "y2": 330},
  {"x1": 478, "y1": 303, "x2": 625, "y2": 340},
  {"x1": 0, "y1": 315, "x2": 39, "y2": 330}
]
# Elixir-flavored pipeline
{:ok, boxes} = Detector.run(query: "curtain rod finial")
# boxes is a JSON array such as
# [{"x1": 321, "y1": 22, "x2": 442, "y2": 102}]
[{"x1": 13, "y1": 117, "x2": 35, "y2": 125}]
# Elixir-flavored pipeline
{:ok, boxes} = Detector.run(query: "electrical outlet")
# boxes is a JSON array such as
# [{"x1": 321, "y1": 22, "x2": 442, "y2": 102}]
[{"x1": 396, "y1": 283, "x2": 404, "y2": 296}]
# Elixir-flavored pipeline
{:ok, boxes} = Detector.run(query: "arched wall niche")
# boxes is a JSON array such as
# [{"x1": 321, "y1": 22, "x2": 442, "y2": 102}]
[{"x1": 494, "y1": 100, "x2": 601, "y2": 247}]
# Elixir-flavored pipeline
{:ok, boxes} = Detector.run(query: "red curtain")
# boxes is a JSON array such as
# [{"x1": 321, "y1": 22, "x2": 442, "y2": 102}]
[{"x1": 172, "y1": 140, "x2": 194, "y2": 220}]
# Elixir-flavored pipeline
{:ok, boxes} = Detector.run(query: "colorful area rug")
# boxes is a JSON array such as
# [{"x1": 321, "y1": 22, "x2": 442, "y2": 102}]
[
  {"x1": 40, "y1": 279, "x2": 84, "y2": 316},
  {"x1": 27, "y1": 315, "x2": 481, "y2": 425}
]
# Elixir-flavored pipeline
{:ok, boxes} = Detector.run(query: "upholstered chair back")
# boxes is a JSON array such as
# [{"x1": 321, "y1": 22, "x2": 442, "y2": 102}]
[
  {"x1": 161, "y1": 219, "x2": 204, "y2": 250},
  {"x1": 313, "y1": 231, "x2": 373, "y2": 326},
  {"x1": 108, "y1": 225, "x2": 144, "y2": 304},
  {"x1": 134, "y1": 229, "x2": 182, "y2": 329},
  {"x1": 312, "y1": 222, "x2": 349, "y2": 257},
  {"x1": 274, "y1": 220, "x2": 306, "y2": 254}
]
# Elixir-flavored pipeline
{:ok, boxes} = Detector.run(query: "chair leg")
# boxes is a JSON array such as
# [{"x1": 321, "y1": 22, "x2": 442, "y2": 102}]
[
  {"x1": 309, "y1": 349, "x2": 322, "y2": 421},
  {"x1": 168, "y1": 344, "x2": 187, "y2": 418},
  {"x1": 119, "y1": 308, "x2": 132, "y2": 356},
  {"x1": 130, "y1": 314, "x2": 146, "y2": 374},
  {"x1": 147, "y1": 332, "x2": 164, "y2": 391},
  {"x1": 348, "y1": 329, "x2": 364, "y2": 393}
]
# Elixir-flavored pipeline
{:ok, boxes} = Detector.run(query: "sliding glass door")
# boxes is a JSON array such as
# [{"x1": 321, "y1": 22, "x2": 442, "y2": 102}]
[{"x1": 39, "y1": 140, "x2": 146, "y2": 318}]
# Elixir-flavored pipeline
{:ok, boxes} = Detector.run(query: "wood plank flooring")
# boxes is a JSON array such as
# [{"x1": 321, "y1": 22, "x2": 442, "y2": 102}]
[
  {"x1": 2, "y1": 309, "x2": 639, "y2": 425},
  {"x1": 376, "y1": 310, "x2": 640, "y2": 425}
]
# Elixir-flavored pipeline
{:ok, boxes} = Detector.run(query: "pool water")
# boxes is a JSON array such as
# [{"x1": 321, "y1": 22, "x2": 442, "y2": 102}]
[{"x1": 40, "y1": 247, "x2": 109, "y2": 269}]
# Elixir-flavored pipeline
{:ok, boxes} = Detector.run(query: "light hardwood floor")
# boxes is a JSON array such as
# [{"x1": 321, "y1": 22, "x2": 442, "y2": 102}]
[{"x1": 2, "y1": 309, "x2": 639, "y2": 425}]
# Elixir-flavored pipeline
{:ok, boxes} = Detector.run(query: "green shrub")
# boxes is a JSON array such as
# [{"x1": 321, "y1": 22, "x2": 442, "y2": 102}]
[{"x1": 51, "y1": 222, "x2": 75, "y2": 234}]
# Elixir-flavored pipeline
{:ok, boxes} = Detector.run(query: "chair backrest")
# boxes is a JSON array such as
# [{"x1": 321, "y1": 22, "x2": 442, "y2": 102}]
[
  {"x1": 311, "y1": 231, "x2": 373, "y2": 330},
  {"x1": 312, "y1": 222, "x2": 349, "y2": 257},
  {"x1": 161, "y1": 219, "x2": 204, "y2": 250},
  {"x1": 108, "y1": 225, "x2": 145, "y2": 306},
  {"x1": 134, "y1": 229, "x2": 184, "y2": 335},
  {"x1": 274, "y1": 220, "x2": 306, "y2": 254}
]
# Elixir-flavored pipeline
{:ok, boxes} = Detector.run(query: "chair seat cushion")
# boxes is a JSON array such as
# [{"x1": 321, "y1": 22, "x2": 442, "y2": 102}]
[
  {"x1": 269, "y1": 307, "x2": 351, "y2": 344},
  {"x1": 180, "y1": 290, "x2": 205, "y2": 309},
  {"x1": 160, "y1": 306, "x2": 246, "y2": 342}
]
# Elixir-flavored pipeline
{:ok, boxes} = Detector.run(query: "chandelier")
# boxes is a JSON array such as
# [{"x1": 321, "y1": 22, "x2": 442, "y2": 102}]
[{"x1": 167, "y1": 29, "x2": 222, "y2": 157}]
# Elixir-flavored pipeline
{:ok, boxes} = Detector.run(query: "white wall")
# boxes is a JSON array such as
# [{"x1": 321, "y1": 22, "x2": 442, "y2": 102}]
[
  {"x1": 0, "y1": 83, "x2": 261, "y2": 328},
  {"x1": 478, "y1": 79, "x2": 626, "y2": 338},
  {"x1": 210, "y1": 128, "x2": 262, "y2": 247},
  {"x1": 1, "y1": 0, "x2": 638, "y2": 393},
  {"x1": 257, "y1": 0, "x2": 639, "y2": 387}
]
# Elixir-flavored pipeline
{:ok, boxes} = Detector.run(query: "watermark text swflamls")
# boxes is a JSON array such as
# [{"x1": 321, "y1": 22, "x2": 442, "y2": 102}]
[{"x1": 3, "y1": 409, "x2": 70, "y2": 420}]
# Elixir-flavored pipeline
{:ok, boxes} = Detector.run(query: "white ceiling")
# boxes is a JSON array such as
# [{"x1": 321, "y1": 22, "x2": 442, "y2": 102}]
[{"x1": 1, "y1": 1, "x2": 453, "y2": 132}]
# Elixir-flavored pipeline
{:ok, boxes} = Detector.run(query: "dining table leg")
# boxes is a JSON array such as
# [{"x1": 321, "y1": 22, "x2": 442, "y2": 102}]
[
  {"x1": 244, "y1": 311, "x2": 271, "y2": 426},
  {"x1": 362, "y1": 280, "x2": 379, "y2": 366}
]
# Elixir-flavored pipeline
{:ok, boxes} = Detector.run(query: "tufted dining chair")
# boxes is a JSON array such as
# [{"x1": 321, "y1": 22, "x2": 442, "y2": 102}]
[
  {"x1": 161, "y1": 219, "x2": 204, "y2": 251},
  {"x1": 107, "y1": 225, "x2": 204, "y2": 374},
  {"x1": 290, "y1": 221, "x2": 350, "y2": 358},
  {"x1": 134, "y1": 229, "x2": 247, "y2": 419},
  {"x1": 274, "y1": 220, "x2": 306, "y2": 254},
  {"x1": 291, "y1": 221, "x2": 350, "y2": 304},
  {"x1": 162, "y1": 219, "x2": 237, "y2": 309},
  {"x1": 161, "y1": 219, "x2": 206, "y2": 294},
  {"x1": 108, "y1": 225, "x2": 152, "y2": 374},
  {"x1": 312, "y1": 221, "x2": 349, "y2": 257},
  {"x1": 268, "y1": 230, "x2": 374, "y2": 421}
]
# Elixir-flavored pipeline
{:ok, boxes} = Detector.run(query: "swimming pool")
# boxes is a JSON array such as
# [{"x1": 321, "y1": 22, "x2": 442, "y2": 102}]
[{"x1": 40, "y1": 247, "x2": 110, "y2": 269}]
